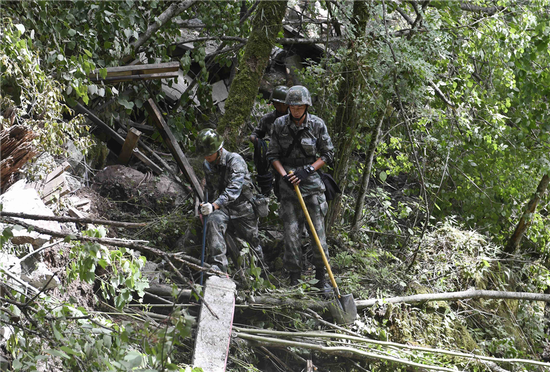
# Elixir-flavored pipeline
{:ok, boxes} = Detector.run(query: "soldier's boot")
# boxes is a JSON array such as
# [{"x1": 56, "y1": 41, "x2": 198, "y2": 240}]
[
  {"x1": 315, "y1": 266, "x2": 332, "y2": 297},
  {"x1": 290, "y1": 271, "x2": 301, "y2": 286}
]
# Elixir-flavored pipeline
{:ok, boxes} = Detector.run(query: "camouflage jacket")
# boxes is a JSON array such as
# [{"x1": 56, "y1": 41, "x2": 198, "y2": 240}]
[
  {"x1": 251, "y1": 110, "x2": 286, "y2": 140},
  {"x1": 203, "y1": 149, "x2": 255, "y2": 218},
  {"x1": 267, "y1": 113, "x2": 335, "y2": 197}
]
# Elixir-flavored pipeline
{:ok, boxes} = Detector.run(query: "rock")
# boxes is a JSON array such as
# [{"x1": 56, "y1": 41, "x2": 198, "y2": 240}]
[
  {"x1": 92, "y1": 165, "x2": 188, "y2": 215},
  {"x1": 0, "y1": 187, "x2": 60, "y2": 248},
  {"x1": 212, "y1": 80, "x2": 229, "y2": 104},
  {"x1": 21, "y1": 262, "x2": 60, "y2": 290},
  {"x1": 142, "y1": 261, "x2": 163, "y2": 283},
  {"x1": 0, "y1": 252, "x2": 21, "y2": 282}
]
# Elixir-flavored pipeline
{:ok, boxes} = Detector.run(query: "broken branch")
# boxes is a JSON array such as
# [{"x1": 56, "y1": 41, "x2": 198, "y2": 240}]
[{"x1": 0, "y1": 211, "x2": 148, "y2": 228}]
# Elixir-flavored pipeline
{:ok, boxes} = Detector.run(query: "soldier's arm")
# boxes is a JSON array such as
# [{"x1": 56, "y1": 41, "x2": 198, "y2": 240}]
[
  {"x1": 214, "y1": 157, "x2": 246, "y2": 207},
  {"x1": 317, "y1": 121, "x2": 335, "y2": 166}
]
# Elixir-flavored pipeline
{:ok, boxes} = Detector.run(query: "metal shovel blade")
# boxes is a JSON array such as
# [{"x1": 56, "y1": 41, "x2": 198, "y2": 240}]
[{"x1": 328, "y1": 293, "x2": 357, "y2": 324}]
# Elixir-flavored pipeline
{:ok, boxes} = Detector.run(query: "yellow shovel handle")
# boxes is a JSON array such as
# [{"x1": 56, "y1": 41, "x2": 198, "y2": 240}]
[{"x1": 293, "y1": 183, "x2": 341, "y2": 298}]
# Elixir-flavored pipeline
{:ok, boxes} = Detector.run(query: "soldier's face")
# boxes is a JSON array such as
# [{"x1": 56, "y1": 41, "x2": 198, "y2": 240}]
[
  {"x1": 204, "y1": 152, "x2": 218, "y2": 163},
  {"x1": 273, "y1": 102, "x2": 289, "y2": 114},
  {"x1": 289, "y1": 105, "x2": 307, "y2": 120}
]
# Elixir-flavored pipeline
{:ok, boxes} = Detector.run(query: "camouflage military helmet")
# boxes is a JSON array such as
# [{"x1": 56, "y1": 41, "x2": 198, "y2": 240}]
[
  {"x1": 270, "y1": 85, "x2": 289, "y2": 103},
  {"x1": 285, "y1": 85, "x2": 312, "y2": 106},
  {"x1": 195, "y1": 128, "x2": 223, "y2": 156}
]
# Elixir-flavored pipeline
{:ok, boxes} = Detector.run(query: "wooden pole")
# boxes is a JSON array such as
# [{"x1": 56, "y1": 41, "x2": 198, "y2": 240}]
[{"x1": 118, "y1": 127, "x2": 142, "y2": 165}]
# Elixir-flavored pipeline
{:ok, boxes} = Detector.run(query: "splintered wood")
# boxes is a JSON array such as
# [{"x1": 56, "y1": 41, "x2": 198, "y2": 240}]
[
  {"x1": 24, "y1": 162, "x2": 71, "y2": 205},
  {"x1": 0, "y1": 125, "x2": 37, "y2": 192}
]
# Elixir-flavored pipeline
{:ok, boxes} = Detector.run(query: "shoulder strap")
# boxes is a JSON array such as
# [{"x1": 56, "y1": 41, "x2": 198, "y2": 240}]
[{"x1": 284, "y1": 126, "x2": 309, "y2": 158}]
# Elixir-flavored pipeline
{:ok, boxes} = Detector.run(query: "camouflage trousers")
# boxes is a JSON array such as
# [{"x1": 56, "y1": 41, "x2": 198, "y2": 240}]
[
  {"x1": 205, "y1": 208, "x2": 260, "y2": 272},
  {"x1": 279, "y1": 191, "x2": 329, "y2": 273}
]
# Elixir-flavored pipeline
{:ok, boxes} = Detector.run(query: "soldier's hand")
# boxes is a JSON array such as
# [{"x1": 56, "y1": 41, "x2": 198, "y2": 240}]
[
  {"x1": 291, "y1": 168, "x2": 311, "y2": 184},
  {"x1": 282, "y1": 173, "x2": 293, "y2": 187},
  {"x1": 200, "y1": 202, "x2": 214, "y2": 215}
]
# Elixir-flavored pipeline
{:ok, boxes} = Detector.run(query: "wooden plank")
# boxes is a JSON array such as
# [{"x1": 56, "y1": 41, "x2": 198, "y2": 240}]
[
  {"x1": 128, "y1": 120, "x2": 154, "y2": 133},
  {"x1": 192, "y1": 276, "x2": 236, "y2": 372},
  {"x1": 91, "y1": 71, "x2": 179, "y2": 83},
  {"x1": 45, "y1": 161, "x2": 71, "y2": 184},
  {"x1": 89, "y1": 62, "x2": 180, "y2": 79},
  {"x1": 43, "y1": 183, "x2": 70, "y2": 205},
  {"x1": 74, "y1": 103, "x2": 163, "y2": 175},
  {"x1": 118, "y1": 127, "x2": 142, "y2": 165},
  {"x1": 40, "y1": 173, "x2": 66, "y2": 199},
  {"x1": 145, "y1": 98, "x2": 204, "y2": 202},
  {"x1": 67, "y1": 206, "x2": 86, "y2": 219}
]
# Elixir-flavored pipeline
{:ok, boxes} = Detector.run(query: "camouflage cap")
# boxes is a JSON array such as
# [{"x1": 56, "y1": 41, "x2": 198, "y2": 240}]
[
  {"x1": 285, "y1": 85, "x2": 312, "y2": 106},
  {"x1": 195, "y1": 128, "x2": 224, "y2": 156},
  {"x1": 270, "y1": 85, "x2": 289, "y2": 103}
]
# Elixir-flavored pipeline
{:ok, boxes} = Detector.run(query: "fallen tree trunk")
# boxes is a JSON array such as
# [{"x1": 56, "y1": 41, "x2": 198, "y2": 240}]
[
  {"x1": 0, "y1": 125, "x2": 37, "y2": 192},
  {"x1": 354, "y1": 289, "x2": 550, "y2": 308},
  {"x1": 0, "y1": 211, "x2": 148, "y2": 228},
  {"x1": 246, "y1": 289, "x2": 550, "y2": 311}
]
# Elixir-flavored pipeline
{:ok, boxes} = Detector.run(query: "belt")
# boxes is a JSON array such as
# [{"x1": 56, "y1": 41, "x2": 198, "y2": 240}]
[{"x1": 281, "y1": 157, "x2": 316, "y2": 167}]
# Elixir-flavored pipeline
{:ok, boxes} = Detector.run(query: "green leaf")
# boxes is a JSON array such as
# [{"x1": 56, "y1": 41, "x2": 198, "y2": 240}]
[
  {"x1": 124, "y1": 350, "x2": 143, "y2": 367},
  {"x1": 83, "y1": 49, "x2": 92, "y2": 57},
  {"x1": 60, "y1": 346, "x2": 79, "y2": 356},
  {"x1": 379, "y1": 171, "x2": 387, "y2": 182},
  {"x1": 45, "y1": 349, "x2": 70, "y2": 359},
  {"x1": 99, "y1": 68, "x2": 108, "y2": 79}
]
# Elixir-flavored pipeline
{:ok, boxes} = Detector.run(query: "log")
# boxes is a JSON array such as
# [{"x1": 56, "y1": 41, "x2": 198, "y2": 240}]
[
  {"x1": 0, "y1": 211, "x2": 148, "y2": 228},
  {"x1": 145, "y1": 282, "x2": 192, "y2": 300},
  {"x1": 93, "y1": 71, "x2": 179, "y2": 83},
  {"x1": 145, "y1": 98, "x2": 204, "y2": 201},
  {"x1": 118, "y1": 127, "x2": 142, "y2": 165},
  {"x1": 354, "y1": 289, "x2": 550, "y2": 308},
  {"x1": 89, "y1": 62, "x2": 180, "y2": 79},
  {"x1": 0, "y1": 125, "x2": 37, "y2": 191}
]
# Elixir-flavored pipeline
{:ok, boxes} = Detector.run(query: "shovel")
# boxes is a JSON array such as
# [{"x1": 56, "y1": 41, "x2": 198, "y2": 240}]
[
  {"x1": 293, "y1": 182, "x2": 357, "y2": 324},
  {"x1": 200, "y1": 190, "x2": 208, "y2": 286}
]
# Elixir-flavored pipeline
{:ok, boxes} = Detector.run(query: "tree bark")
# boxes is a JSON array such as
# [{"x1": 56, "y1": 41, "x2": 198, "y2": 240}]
[
  {"x1": 325, "y1": 1, "x2": 370, "y2": 232},
  {"x1": 216, "y1": 0, "x2": 287, "y2": 147},
  {"x1": 350, "y1": 107, "x2": 386, "y2": 236},
  {"x1": 505, "y1": 174, "x2": 549, "y2": 253},
  {"x1": 0, "y1": 125, "x2": 37, "y2": 192}
]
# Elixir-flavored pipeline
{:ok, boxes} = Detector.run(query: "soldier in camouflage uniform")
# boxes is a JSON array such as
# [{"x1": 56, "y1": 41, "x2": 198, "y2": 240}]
[
  {"x1": 267, "y1": 85, "x2": 335, "y2": 288},
  {"x1": 250, "y1": 86, "x2": 289, "y2": 195},
  {"x1": 196, "y1": 128, "x2": 264, "y2": 273},
  {"x1": 250, "y1": 85, "x2": 289, "y2": 143}
]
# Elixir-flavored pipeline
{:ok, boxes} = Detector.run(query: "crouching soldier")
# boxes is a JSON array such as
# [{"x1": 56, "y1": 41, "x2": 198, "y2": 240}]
[{"x1": 196, "y1": 128, "x2": 264, "y2": 273}]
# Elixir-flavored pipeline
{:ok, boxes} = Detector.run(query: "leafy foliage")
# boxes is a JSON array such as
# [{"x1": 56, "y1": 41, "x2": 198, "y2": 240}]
[{"x1": 0, "y1": 20, "x2": 91, "y2": 156}]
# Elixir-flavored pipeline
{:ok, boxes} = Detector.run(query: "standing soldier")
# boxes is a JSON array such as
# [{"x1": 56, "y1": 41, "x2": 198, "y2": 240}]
[
  {"x1": 267, "y1": 85, "x2": 335, "y2": 288},
  {"x1": 250, "y1": 85, "x2": 289, "y2": 195},
  {"x1": 196, "y1": 128, "x2": 264, "y2": 273}
]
